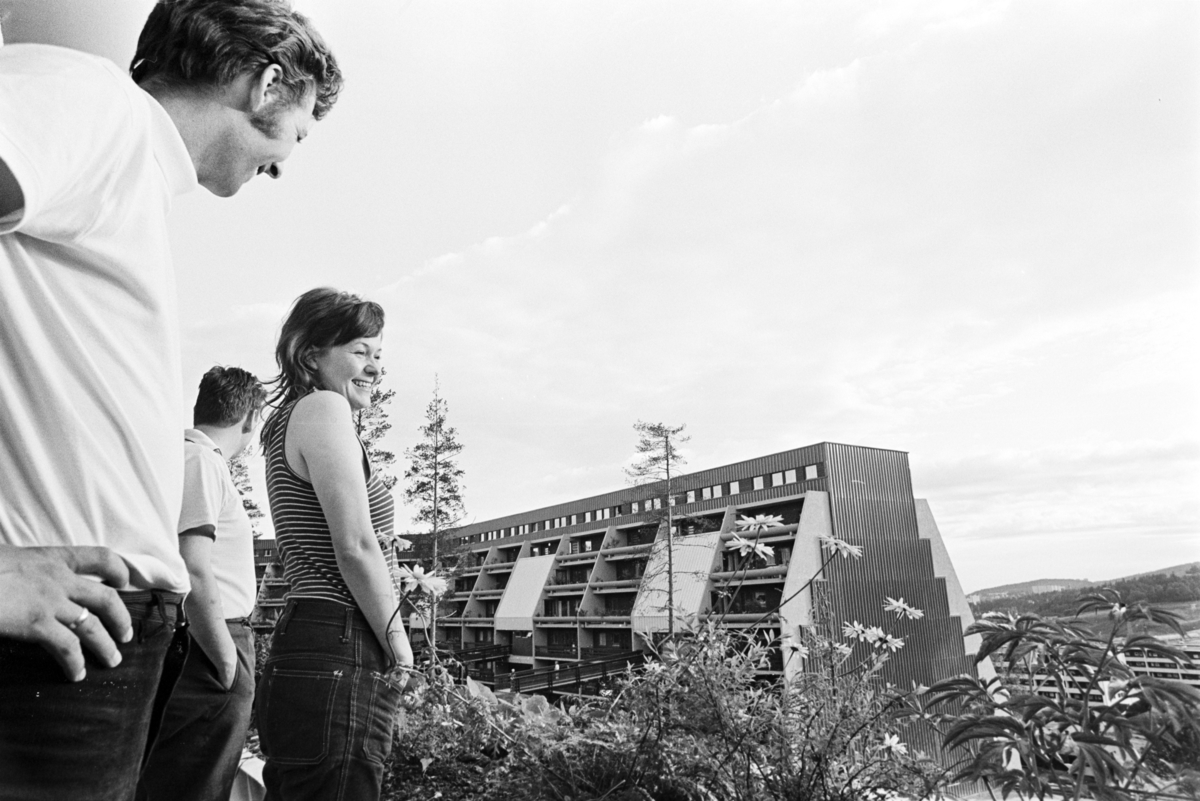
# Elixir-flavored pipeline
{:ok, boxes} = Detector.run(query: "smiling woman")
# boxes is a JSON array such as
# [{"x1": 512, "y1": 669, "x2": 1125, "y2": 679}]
[{"x1": 255, "y1": 288, "x2": 410, "y2": 801}]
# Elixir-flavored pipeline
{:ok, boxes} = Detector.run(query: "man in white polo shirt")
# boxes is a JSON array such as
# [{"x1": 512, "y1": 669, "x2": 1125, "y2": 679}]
[
  {"x1": 140, "y1": 367, "x2": 265, "y2": 801},
  {"x1": 0, "y1": 1, "x2": 342, "y2": 797}
]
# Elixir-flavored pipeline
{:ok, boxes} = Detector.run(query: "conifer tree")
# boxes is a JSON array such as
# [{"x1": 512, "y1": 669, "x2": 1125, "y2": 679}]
[
  {"x1": 625, "y1": 421, "x2": 689, "y2": 638},
  {"x1": 229, "y1": 449, "x2": 265, "y2": 538},
  {"x1": 404, "y1": 380, "x2": 466, "y2": 572},
  {"x1": 355, "y1": 369, "x2": 398, "y2": 490}
]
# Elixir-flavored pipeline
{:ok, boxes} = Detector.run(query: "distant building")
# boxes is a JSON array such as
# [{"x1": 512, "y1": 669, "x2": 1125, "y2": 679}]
[
  {"x1": 1006, "y1": 636, "x2": 1200, "y2": 704},
  {"x1": 437, "y1": 442, "x2": 988, "y2": 693}
]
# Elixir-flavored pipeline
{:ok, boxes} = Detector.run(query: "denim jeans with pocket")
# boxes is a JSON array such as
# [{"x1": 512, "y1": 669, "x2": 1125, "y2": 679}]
[
  {"x1": 0, "y1": 590, "x2": 187, "y2": 801},
  {"x1": 137, "y1": 619, "x2": 256, "y2": 801},
  {"x1": 256, "y1": 598, "x2": 402, "y2": 801}
]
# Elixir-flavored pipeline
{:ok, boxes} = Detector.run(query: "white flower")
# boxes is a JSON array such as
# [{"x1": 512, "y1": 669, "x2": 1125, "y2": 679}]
[
  {"x1": 395, "y1": 564, "x2": 449, "y2": 598},
  {"x1": 883, "y1": 596, "x2": 925, "y2": 620},
  {"x1": 878, "y1": 733, "x2": 908, "y2": 756},
  {"x1": 833, "y1": 643, "x2": 852, "y2": 657},
  {"x1": 729, "y1": 534, "x2": 776, "y2": 564},
  {"x1": 788, "y1": 643, "x2": 810, "y2": 659},
  {"x1": 882, "y1": 635, "x2": 905, "y2": 652},
  {"x1": 736, "y1": 514, "x2": 785, "y2": 534},
  {"x1": 818, "y1": 533, "x2": 863, "y2": 560},
  {"x1": 843, "y1": 621, "x2": 867, "y2": 640}
]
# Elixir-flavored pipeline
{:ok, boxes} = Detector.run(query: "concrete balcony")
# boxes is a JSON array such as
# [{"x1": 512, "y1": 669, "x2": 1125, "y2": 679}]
[
  {"x1": 557, "y1": 547, "x2": 601, "y2": 562},
  {"x1": 590, "y1": 578, "x2": 640, "y2": 591},
  {"x1": 601, "y1": 542, "x2": 654, "y2": 558},
  {"x1": 544, "y1": 582, "x2": 588, "y2": 595}
]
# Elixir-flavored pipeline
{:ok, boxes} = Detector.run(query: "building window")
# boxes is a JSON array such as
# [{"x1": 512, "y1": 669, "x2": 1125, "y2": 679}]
[
  {"x1": 729, "y1": 480, "x2": 740, "y2": 495},
  {"x1": 653, "y1": 498, "x2": 662, "y2": 510},
  {"x1": 571, "y1": 514, "x2": 578, "y2": 525},
  {"x1": 702, "y1": 487, "x2": 712, "y2": 501},
  {"x1": 771, "y1": 472, "x2": 784, "y2": 487},
  {"x1": 713, "y1": 484, "x2": 723, "y2": 498},
  {"x1": 784, "y1": 469, "x2": 797, "y2": 484},
  {"x1": 584, "y1": 511, "x2": 592, "y2": 523},
  {"x1": 753, "y1": 476, "x2": 764, "y2": 491},
  {"x1": 631, "y1": 501, "x2": 639, "y2": 513},
  {"x1": 805, "y1": 464, "x2": 818, "y2": 480},
  {"x1": 686, "y1": 490, "x2": 696, "y2": 504}
]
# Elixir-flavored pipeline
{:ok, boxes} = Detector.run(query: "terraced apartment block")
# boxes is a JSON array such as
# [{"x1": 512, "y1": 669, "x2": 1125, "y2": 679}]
[{"x1": 435, "y1": 442, "x2": 987, "y2": 692}]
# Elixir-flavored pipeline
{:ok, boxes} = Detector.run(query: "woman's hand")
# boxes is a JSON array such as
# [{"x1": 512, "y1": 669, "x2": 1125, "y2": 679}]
[{"x1": 388, "y1": 626, "x2": 414, "y2": 669}]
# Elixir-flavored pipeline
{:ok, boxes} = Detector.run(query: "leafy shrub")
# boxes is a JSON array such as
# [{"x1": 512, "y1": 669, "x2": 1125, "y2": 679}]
[{"x1": 925, "y1": 590, "x2": 1200, "y2": 800}]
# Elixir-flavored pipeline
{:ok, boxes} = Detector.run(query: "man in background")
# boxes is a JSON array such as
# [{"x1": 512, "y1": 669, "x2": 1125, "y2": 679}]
[
  {"x1": 0, "y1": 1, "x2": 341, "y2": 797},
  {"x1": 140, "y1": 367, "x2": 266, "y2": 801}
]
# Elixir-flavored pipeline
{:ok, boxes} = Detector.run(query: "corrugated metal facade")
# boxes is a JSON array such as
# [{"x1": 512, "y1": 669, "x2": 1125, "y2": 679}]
[{"x1": 821, "y1": 443, "x2": 974, "y2": 689}]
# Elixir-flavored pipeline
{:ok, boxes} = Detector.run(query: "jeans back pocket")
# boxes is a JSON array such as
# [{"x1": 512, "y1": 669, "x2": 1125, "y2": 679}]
[{"x1": 258, "y1": 666, "x2": 343, "y2": 765}]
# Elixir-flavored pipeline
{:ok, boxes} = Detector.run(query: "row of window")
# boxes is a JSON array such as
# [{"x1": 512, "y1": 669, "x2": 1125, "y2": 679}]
[{"x1": 461, "y1": 463, "x2": 822, "y2": 545}]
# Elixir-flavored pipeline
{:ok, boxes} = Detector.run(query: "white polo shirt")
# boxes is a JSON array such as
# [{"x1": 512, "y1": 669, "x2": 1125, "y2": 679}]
[
  {"x1": 0, "y1": 45, "x2": 197, "y2": 592},
  {"x1": 180, "y1": 430, "x2": 257, "y2": 619}
]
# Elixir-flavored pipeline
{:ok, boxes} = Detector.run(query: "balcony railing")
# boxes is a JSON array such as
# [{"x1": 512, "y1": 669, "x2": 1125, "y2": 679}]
[
  {"x1": 592, "y1": 578, "x2": 641, "y2": 589},
  {"x1": 579, "y1": 646, "x2": 633, "y2": 660},
  {"x1": 495, "y1": 651, "x2": 645, "y2": 693},
  {"x1": 602, "y1": 542, "x2": 654, "y2": 557},
  {"x1": 535, "y1": 645, "x2": 578, "y2": 659}
]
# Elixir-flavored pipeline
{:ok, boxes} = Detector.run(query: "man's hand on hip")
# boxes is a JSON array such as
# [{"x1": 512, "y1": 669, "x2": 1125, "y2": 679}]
[{"x1": 0, "y1": 544, "x2": 133, "y2": 681}]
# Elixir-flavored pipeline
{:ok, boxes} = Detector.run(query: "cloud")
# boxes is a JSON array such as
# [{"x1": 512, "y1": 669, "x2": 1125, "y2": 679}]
[{"x1": 163, "y1": 1, "x2": 1198, "y2": 593}]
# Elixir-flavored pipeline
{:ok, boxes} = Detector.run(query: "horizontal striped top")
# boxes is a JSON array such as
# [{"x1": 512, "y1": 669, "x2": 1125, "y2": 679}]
[{"x1": 263, "y1": 397, "x2": 399, "y2": 607}]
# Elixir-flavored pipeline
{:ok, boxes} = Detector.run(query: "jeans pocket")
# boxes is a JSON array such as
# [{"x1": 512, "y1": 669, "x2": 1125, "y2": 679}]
[
  {"x1": 259, "y1": 666, "x2": 342, "y2": 765},
  {"x1": 361, "y1": 672, "x2": 402, "y2": 765}
]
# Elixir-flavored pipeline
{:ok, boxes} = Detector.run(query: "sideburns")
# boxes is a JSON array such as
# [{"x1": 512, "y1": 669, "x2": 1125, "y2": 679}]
[{"x1": 249, "y1": 102, "x2": 285, "y2": 138}]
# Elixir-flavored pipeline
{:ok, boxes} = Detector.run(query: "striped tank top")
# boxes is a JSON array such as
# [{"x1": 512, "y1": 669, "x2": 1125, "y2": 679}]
[{"x1": 262, "y1": 397, "x2": 400, "y2": 606}]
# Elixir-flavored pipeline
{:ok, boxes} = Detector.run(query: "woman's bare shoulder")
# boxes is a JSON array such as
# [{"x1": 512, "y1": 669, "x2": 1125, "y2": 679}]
[{"x1": 289, "y1": 391, "x2": 355, "y2": 442}]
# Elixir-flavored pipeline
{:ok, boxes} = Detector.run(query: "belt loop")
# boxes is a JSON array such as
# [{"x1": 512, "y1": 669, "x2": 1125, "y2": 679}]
[
  {"x1": 341, "y1": 607, "x2": 353, "y2": 644},
  {"x1": 277, "y1": 601, "x2": 297, "y2": 636}
]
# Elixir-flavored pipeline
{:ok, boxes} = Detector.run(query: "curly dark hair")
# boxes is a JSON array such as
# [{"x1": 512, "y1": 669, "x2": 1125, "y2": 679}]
[
  {"x1": 266, "y1": 287, "x2": 385, "y2": 412},
  {"x1": 130, "y1": 0, "x2": 342, "y2": 120},
  {"x1": 193, "y1": 366, "x2": 267, "y2": 431}
]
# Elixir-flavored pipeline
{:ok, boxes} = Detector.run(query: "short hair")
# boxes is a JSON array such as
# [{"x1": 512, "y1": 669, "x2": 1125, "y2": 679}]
[
  {"x1": 130, "y1": 0, "x2": 343, "y2": 120},
  {"x1": 267, "y1": 287, "x2": 384, "y2": 410},
  {"x1": 193, "y1": 366, "x2": 267, "y2": 431}
]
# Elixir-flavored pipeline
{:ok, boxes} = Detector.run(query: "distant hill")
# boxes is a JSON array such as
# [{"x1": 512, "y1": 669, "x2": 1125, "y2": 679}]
[
  {"x1": 968, "y1": 561, "x2": 1200, "y2": 619},
  {"x1": 968, "y1": 562, "x2": 1200, "y2": 601},
  {"x1": 967, "y1": 578, "x2": 1092, "y2": 603}
]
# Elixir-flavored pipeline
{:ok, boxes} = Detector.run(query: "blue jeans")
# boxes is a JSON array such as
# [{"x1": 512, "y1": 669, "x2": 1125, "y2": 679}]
[
  {"x1": 137, "y1": 619, "x2": 256, "y2": 801},
  {"x1": 0, "y1": 590, "x2": 187, "y2": 801},
  {"x1": 257, "y1": 599, "x2": 402, "y2": 801}
]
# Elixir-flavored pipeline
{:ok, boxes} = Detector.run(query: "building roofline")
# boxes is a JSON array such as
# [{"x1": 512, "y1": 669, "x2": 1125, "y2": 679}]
[{"x1": 451, "y1": 441, "x2": 907, "y2": 536}]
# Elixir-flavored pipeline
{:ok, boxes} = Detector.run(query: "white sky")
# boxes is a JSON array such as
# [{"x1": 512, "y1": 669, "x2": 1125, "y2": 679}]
[{"x1": 5, "y1": 0, "x2": 1198, "y2": 593}]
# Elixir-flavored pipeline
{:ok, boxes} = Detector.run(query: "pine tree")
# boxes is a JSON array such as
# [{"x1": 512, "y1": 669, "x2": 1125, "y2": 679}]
[
  {"x1": 403, "y1": 380, "x2": 466, "y2": 572},
  {"x1": 625, "y1": 421, "x2": 689, "y2": 638},
  {"x1": 355, "y1": 369, "x2": 399, "y2": 491},
  {"x1": 229, "y1": 449, "x2": 265, "y2": 538}
]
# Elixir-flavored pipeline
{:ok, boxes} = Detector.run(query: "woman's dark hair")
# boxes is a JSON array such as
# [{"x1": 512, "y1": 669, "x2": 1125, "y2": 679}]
[
  {"x1": 266, "y1": 288, "x2": 384, "y2": 413},
  {"x1": 130, "y1": 0, "x2": 343, "y2": 120}
]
